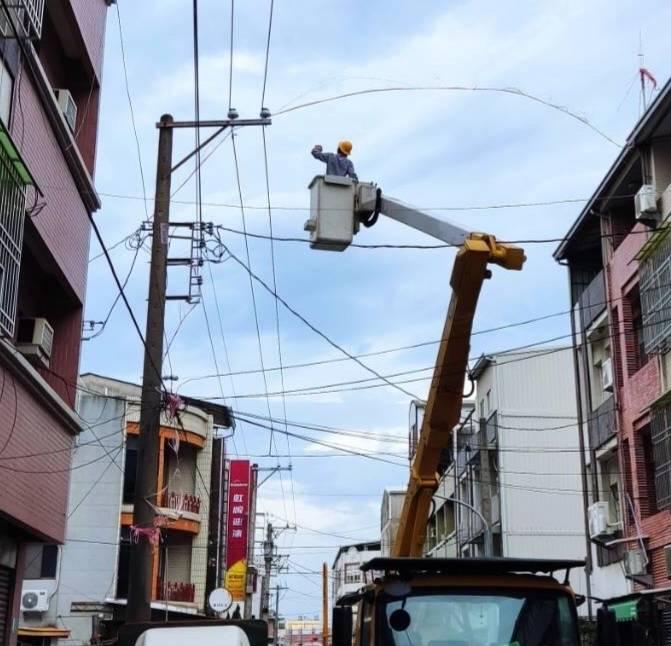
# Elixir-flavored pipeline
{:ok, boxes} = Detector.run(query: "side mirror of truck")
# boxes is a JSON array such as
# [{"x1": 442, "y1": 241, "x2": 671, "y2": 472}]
[
  {"x1": 332, "y1": 606, "x2": 353, "y2": 646},
  {"x1": 596, "y1": 606, "x2": 618, "y2": 646}
]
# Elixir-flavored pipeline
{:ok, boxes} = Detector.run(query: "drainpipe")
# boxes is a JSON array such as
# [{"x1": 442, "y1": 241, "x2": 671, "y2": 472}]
[{"x1": 568, "y1": 270, "x2": 595, "y2": 621}]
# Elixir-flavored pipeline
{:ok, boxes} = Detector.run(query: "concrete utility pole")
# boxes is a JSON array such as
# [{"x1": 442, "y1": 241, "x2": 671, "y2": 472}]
[
  {"x1": 127, "y1": 114, "x2": 174, "y2": 623},
  {"x1": 271, "y1": 585, "x2": 287, "y2": 645},
  {"x1": 322, "y1": 563, "x2": 329, "y2": 646},
  {"x1": 262, "y1": 523, "x2": 274, "y2": 621}
]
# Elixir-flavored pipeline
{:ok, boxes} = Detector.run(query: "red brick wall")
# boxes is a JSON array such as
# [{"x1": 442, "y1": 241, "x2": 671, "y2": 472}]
[
  {"x1": 606, "y1": 223, "x2": 670, "y2": 586},
  {"x1": 0, "y1": 360, "x2": 74, "y2": 543},
  {"x1": 12, "y1": 73, "x2": 91, "y2": 304}
]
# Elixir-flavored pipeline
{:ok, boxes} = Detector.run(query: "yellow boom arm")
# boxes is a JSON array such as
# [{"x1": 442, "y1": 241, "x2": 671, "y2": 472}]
[{"x1": 392, "y1": 234, "x2": 525, "y2": 557}]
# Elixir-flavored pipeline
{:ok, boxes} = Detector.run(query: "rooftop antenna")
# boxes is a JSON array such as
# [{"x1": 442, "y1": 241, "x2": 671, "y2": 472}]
[{"x1": 638, "y1": 31, "x2": 657, "y2": 114}]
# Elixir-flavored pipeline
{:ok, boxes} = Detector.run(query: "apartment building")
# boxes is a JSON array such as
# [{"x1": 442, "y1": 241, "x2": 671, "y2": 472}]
[
  {"x1": 0, "y1": 2, "x2": 111, "y2": 645},
  {"x1": 555, "y1": 77, "x2": 671, "y2": 627},
  {"x1": 18, "y1": 374, "x2": 234, "y2": 645},
  {"x1": 332, "y1": 541, "x2": 380, "y2": 603},
  {"x1": 331, "y1": 540, "x2": 380, "y2": 633},
  {"x1": 423, "y1": 350, "x2": 615, "y2": 603}
]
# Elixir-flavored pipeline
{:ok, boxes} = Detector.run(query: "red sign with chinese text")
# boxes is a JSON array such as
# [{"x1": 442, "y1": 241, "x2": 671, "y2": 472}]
[{"x1": 225, "y1": 460, "x2": 251, "y2": 600}]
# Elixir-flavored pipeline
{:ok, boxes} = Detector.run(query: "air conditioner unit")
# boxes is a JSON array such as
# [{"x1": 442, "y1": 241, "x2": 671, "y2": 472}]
[
  {"x1": 601, "y1": 357, "x2": 614, "y2": 392},
  {"x1": 588, "y1": 501, "x2": 618, "y2": 540},
  {"x1": 635, "y1": 184, "x2": 660, "y2": 225},
  {"x1": 53, "y1": 88, "x2": 77, "y2": 132},
  {"x1": 16, "y1": 317, "x2": 54, "y2": 367},
  {"x1": 624, "y1": 548, "x2": 647, "y2": 577},
  {"x1": 21, "y1": 589, "x2": 49, "y2": 612}
]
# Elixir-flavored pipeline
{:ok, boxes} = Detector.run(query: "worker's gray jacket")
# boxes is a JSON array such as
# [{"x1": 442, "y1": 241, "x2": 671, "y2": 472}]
[{"x1": 311, "y1": 149, "x2": 358, "y2": 180}]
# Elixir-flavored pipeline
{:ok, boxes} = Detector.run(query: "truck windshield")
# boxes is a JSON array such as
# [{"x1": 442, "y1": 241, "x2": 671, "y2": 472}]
[{"x1": 382, "y1": 590, "x2": 579, "y2": 646}]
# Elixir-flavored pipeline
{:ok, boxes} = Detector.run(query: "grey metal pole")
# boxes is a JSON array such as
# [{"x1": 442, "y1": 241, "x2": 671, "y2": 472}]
[
  {"x1": 448, "y1": 496, "x2": 493, "y2": 557},
  {"x1": 127, "y1": 114, "x2": 173, "y2": 623}
]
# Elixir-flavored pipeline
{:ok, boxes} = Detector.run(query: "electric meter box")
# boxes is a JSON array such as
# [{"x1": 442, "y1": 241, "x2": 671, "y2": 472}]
[{"x1": 305, "y1": 175, "x2": 356, "y2": 251}]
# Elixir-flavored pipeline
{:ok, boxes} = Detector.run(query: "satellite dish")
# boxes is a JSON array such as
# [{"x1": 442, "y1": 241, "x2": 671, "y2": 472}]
[{"x1": 209, "y1": 587, "x2": 233, "y2": 613}]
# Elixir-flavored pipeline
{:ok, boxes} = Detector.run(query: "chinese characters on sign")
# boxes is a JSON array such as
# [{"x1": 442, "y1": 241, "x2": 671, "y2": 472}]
[{"x1": 225, "y1": 460, "x2": 251, "y2": 601}]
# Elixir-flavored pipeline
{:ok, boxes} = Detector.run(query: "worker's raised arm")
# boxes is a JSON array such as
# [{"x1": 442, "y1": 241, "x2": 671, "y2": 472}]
[{"x1": 311, "y1": 144, "x2": 328, "y2": 162}]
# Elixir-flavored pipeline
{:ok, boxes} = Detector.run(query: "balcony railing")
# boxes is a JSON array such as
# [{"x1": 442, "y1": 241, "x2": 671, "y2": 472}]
[
  {"x1": 165, "y1": 491, "x2": 201, "y2": 514},
  {"x1": 577, "y1": 270, "x2": 606, "y2": 332},
  {"x1": 588, "y1": 395, "x2": 617, "y2": 450},
  {"x1": 3, "y1": 0, "x2": 45, "y2": 40},
  {"x1": 157, "y1": 581, "x2": 196, "y2": 603}
]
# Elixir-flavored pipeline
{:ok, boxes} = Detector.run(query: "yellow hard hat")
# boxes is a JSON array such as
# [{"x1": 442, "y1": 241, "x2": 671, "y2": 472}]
[{"x1": 338, "y1": 140, "x2": 353, "y2": 155}]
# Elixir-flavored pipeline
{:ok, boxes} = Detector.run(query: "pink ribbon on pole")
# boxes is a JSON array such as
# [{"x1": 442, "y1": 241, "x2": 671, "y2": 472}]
[{"x1": 130, "y1": 525, "x2": 162, "y2": 545}]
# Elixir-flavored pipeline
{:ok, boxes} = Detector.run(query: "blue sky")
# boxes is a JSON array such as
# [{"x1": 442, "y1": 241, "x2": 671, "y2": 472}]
[{"x1": 83, "y1": 0, "x2": 671, "y2": 617}]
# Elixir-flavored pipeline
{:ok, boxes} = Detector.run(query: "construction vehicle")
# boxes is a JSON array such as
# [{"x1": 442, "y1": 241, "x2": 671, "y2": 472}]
[{"x1": 305, "y1": 176, "x2": 587, "y2": 646}]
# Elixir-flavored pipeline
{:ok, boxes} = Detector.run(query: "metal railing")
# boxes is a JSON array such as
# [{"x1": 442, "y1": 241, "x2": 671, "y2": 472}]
[
  {"x1": 640, "y1": 234, "x2": 671, "y2": 354},
  {"x1": 164, "y1": 491, "x2": 201, "y2": 514},
  {"x1": 3, "y1": 0, "x2": 45, "y2": 40},
  {"x1": 157, "y1": 580, "x2": 196, "y2": 603},
  {"x1": 0, "y1": 139, "x2": 27, "y2": 337},
  {"x1": 588, "y1": 395, "x2": 617, "y2": 450},
  {"x1": 577, "y1": 270, "x2": 606, "y2": 332},
  {"x1": 651, "y1": 399, "x2": 671, "y2": 510}
]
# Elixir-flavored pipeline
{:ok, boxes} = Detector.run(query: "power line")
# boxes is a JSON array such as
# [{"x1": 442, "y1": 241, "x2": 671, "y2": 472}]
[
  {"x1": 114, "y1": 2, "x2": 149, "y2": 219},
  {"x1": 273, "y1": 85, "x2": 621, "y2": 146},
  {"x1": 87, "y1": 215, "x2": 165, "y2": 388},
  {"x1": 217, "y1": 239, "x2": 420, "y2": 399},
  {"x1": 83, "y1": 237, "x2": 145, "y2": 341},
  {"x1": 260, "y1": 0, "x2": 274, "y2": 109},
  {"x1": 230, "y1": 134, "x2": 287, "y2": 517},
  {"x1": 261, "y1": 127, "x2": 296, "y2": 523}
]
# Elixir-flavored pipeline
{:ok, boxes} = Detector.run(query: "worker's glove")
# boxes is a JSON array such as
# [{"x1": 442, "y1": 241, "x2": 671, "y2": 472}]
[{"x1": 313, "y1": 144, "x2": 323, "y2": 152}]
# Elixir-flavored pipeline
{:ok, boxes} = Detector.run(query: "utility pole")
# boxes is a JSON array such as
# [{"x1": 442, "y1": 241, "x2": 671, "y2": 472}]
[
  {"x1": 262, "y1": 523, "x2": 274, "y2": 621},
  {"x1": 271, "y1": 585, "x2": 288, "y2": 645},
  {"x1": 322, "y1": 563, "x2": 329, "y2": 646},
  {"x1": 127, "y1": 114, "x2": 174, "y2": 623},
  {"x1": 124, "y1": 112, "x2": 270, "y2": 624}
]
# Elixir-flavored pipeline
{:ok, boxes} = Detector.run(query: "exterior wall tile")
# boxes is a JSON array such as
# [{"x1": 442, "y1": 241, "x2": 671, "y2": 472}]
[{"x1": 0, "y1": 359, "x2": 75, "y2": 542}]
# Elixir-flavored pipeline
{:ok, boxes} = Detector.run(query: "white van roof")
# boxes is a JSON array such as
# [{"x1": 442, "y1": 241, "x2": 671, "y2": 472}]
[{"x1": 135, "y1": 625, "x2": 251, "y2": 646}]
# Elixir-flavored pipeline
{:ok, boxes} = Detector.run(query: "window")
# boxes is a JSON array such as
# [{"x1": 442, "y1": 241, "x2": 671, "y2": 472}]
[
  {"x1": 0, "y1": 122, "x2": 29, "y2": 337},
  {"x1": 651, "y1": 401, "x2": 671, "y2": 510},
  {"x1": 587, "y1": 318, "x2": 612, "y2": 409},
  {"x1": 122, "y1": 435, "x2": 138, "y2": 504},
  {"x1": 624, "y1": 285, "x2": 648, "y2": 374},
  {"x1": 0, "y1": 57, "x2": 12, "y2": 127},
  {"x1": 344, "y1": 563, "x2": 360, "y2": 585},
  {"x1": 640, "y1": 233, "x2": 671, "y2": 355},
  {"x1": 382, "y1": 591, "x2": 578, "y2": 646},
  {"x1": 24, "y1": 544, "x2": 58, "y2": 579},
  {"x1": 637, "y1": 425, "x2": 657, "y2": 518},
  {"x1": 600, "y1": 452, "x2": 621, "y2": 525},
  {"x1": 116, "y1": 527, "x2": 130, "y2": 598}
]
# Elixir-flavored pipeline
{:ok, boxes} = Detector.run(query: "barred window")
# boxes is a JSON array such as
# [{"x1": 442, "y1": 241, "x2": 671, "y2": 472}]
[
  {"x1": 650, "y1": 400, "x2": 671, "y2": 510},
  {"x1": 0, "y1": 122, "x2": 33, "y2": 338},
  {"x1": 640, "y1": 232, "x2": 671, "y2": 354}
]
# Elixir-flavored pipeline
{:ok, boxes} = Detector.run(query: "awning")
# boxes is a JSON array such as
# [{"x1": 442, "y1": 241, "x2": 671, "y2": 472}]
[
  {"x1": 0, "y1": 122, "x2": 34, "y2": 187},
  {"x1": 18, "y1": 626, "x2": 70, "y2": 638},
  {"x1": 609, "y1": 599, "x2": 639, "y2": 622}
]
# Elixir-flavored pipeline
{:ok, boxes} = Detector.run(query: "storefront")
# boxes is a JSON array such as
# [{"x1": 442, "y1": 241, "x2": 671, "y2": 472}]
[{"x1": 600, "y1": 588, "x2": 671, "y2": 646}]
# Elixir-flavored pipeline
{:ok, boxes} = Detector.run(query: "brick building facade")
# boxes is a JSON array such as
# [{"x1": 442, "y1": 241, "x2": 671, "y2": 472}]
[
  {"x1": 0, "y1": 2, "x2": 111, "y2": 645},
  {"x1": 556, "y1": 77, "x2": 671, "y2": 611}
]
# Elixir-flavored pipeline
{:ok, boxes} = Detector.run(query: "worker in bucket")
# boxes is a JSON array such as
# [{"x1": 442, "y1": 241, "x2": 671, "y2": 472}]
[{"x1": 311, "y1": 140, "x2": 358, "y2": 180}]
